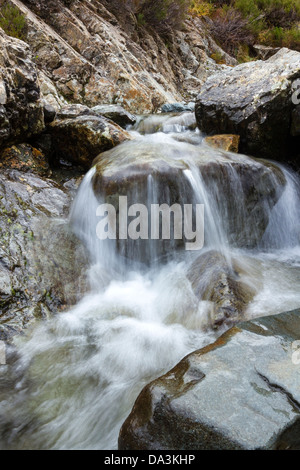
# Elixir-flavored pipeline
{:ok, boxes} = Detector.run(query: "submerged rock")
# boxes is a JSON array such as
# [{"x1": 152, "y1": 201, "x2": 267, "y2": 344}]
[
  {"x1": 195, "y1": 48, "x2": 300, "y2": 161},
  {"x1": 49, "y1": 114, "x2": 132, "y2": 168},
  {"x1": 187, "y1": 250, "x2": 256, "y2": 328},
  {"x1": 119, "y1": 309, "x2": 300, "y2": 450}
]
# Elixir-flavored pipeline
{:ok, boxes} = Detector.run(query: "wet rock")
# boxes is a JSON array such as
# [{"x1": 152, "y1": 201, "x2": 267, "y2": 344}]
[
  {"x1": 92, "y1": 105, "x2": 136, "y2": 128},
  {"x1": 187, "y1": 250, "x2": 256, "y2": 328},
  {"x1": 134, "y1": 112, "x2": 196, "y2": 135},
  {"x1": 161, "y1": 103, "x2": 195, "y2": 113},
  {"x1": 204, "y1": 134, "x2": 240, "y2": 153},
  {"x1": 0, "y1": 169, "x2": 89, "y2": 341},
  {"x1": 119, "y1": 309, "x2": 300, "y2": 450},
  {"x1": 49, "y1": 114, "x2": 132, "y2": 168},
  {"x1": 0, "y1": 28, "x2": 44, "y2": 148},
  {"x1": 92, "y1": 139, "x2": 286, "y2": 258},
  {"x1": 195, "y1": 48, "x2": 300, "y2": 161},
  {"x1": 0, "y1": 144, "x2": 50, "y2": 176}
]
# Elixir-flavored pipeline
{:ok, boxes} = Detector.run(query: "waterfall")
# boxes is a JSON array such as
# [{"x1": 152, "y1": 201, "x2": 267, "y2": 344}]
[
  {"x1": 261, "y1": 165, "x2": 300, "y2": 252},
  {"x1": 1, "y1": 111, "x2": 300, "y2": 450}
]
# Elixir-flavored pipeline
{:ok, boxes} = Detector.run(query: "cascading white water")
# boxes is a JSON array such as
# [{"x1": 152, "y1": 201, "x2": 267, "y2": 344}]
[
  {"x1": 1, "y1": 111, "x2": 300, "y2": 450},
  {"x1": 261, "y1": 165, "x2": 300, "y2": 251}
]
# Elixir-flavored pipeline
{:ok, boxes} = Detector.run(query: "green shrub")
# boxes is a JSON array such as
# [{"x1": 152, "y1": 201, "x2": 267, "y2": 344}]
[
  {"x1": 209, "y1": 7, "x2": 255, "y2": 55},
  {"x1": 0, "y1": 2, "x2": 27, "y2": 40},
  {"x1": 259, "y1": 25, "x2": 300, "y2": 50},
  {"x1": 138, "y1": 0, "x2": 191, "y2": 36}
]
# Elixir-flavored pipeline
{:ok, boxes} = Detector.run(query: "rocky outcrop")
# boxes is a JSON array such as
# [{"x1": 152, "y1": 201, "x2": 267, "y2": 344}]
[
  {"x1": 6, "y1": 0, "x2": 236, "y2": 114},
  {"x1": 195, "y1": 48, "x2": 300, "y2": 162},
  {"x1": 119, "y1": 308, "x2": 300, "y2": 450},
  {"x1": 187, "y1": 250, "x2": 256, "y2": 328},
  {"x1": 0, "y1": 169, "x2": 89, "y2": 341},
  {"x1": 0, "y1": 28, "x2": 44, "y2": 149}
]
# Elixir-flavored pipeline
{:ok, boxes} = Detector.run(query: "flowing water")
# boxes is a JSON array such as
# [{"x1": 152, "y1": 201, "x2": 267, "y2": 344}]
[{"x1": 0, "y1": 112, "x2": 300, "y2": 449}]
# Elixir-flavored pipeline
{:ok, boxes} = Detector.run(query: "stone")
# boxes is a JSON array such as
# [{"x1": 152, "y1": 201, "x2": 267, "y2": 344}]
[
  {"x1": 253, "y1": 44, "x2": 280, "y2": 60},
  {"x1": 56, "y1": 104, "x2": 94, "y2": 120},
  {"x1": 204, "y1": 134, "x2": 240, "y2": 153},
  {"x1": 43, "y1": 103, "x2": 56, "y2": 124},
  {"x1": 49, "y1": 114, "x2": 132, "y2": 168},
  {"x1": 92, "y1": 105, "x2": 136, "y2": 128},
  {"x1": 195, "y1": 48, "x2": 300, "y2": 161},
  {"x1": 0, "y1": 28, "x2": 44, "y2": 148},
  {"x1": 119, "y1": 309, "x2": 300, "y2": 450},
  {"x1": 0, "y1": 144, "x2": 50, "y2": 176},
  {"x1": 0, "y1": 169, "x2": 89, "y2": 342},
  {"x1": 187, "y1": 250, "x2": 256, "y2": 328},
  {"x1": 161, "y1": 102, "x2": 195, "y2": 113},
  {"x1": 92, "y1": 139, "x2": 286, "y2": 258}
]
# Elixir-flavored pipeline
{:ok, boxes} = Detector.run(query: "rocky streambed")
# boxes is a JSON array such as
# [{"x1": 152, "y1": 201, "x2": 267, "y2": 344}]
[{"x1": 0, "y1": 16, "x2": 300, "y2": 449}]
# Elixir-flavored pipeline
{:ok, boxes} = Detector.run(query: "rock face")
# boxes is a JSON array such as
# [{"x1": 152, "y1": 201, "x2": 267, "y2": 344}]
[
  {"x1": 49, "y1": 114, "x2": 132, "y2": 168},
  {"x1": 195, "y1": 48, "x2": 300, "y2": 161},
  {"x1": 0, "y1": 169, "x2": 89, "y2": 341},
  {"x1": 7, "y1": 0, "x2": 236, "y2": 113},
  {"x1": 187, "y1": 251, "x2": 256, "y2": 328},
  {"x1": 0, "y1": 28, "x2": 44, "y2": 148},
  {"x1": 119, "y1": 309, "x2": 300, "y2": 450}
]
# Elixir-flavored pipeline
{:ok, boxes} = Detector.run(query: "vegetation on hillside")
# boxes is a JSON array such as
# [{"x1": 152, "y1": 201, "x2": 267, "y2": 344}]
[
  {"x1": 0, "y1": 2, "x2": 27, "y2": 40},
  {"x1": 0, "y1": 0, "x2": 299, "y2": 60},
  {"x1": 189, "y1": 0, "x2": 300, "y2": 57}
]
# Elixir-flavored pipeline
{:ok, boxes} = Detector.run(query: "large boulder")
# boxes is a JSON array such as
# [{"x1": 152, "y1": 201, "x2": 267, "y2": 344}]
[
  {"x1": 49, "y1": 114, "x2": 132, "y2": 168},
  {"x1": 195, "y1": 48, "x2": 300, "y2": 162},
  {"x1": 119, "y1": 309, "x2": 300, "y2": 450},
  {"x1": 92, "y1": 139, "x2": 286, "y2": 262},
  {"x1": 0, "y1": 28, "x2": 45, "y2": 148}
]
